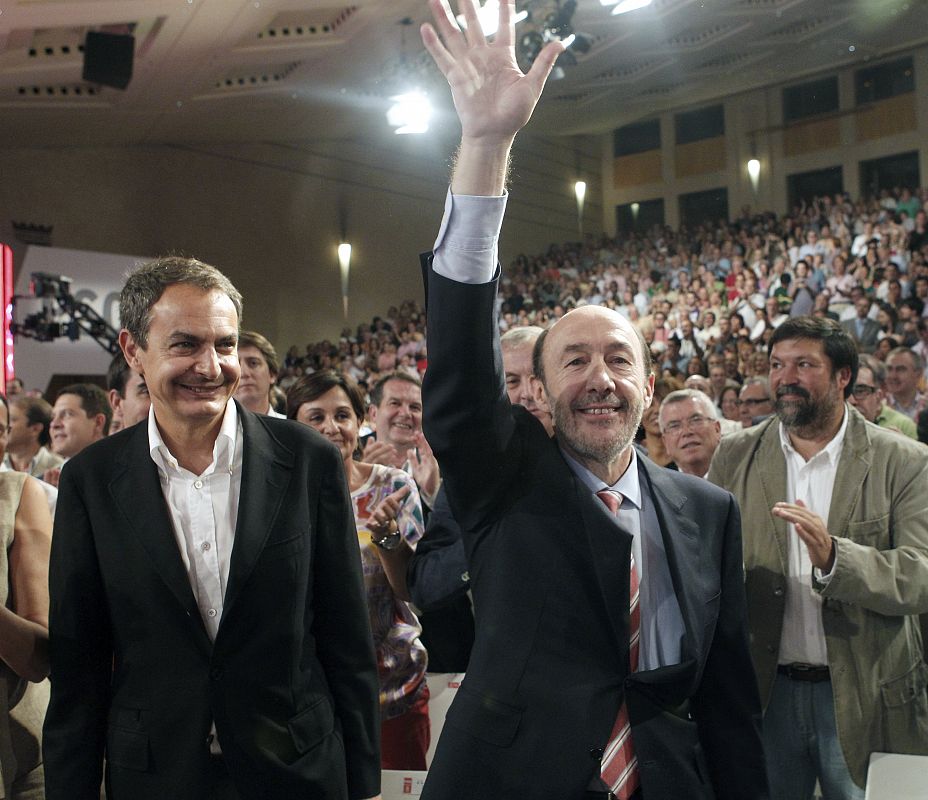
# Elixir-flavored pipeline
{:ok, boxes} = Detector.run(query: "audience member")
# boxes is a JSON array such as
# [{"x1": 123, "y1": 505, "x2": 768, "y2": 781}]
[
  {"x1": 884, "y1": 346, "x2": 926, "y2": 421},
  {"x1": 45, "y1": 384, "x2": 111, "y2": 486},
  {"x1": 234, "y1": 330, "x2": 284, "y2": 417},
  {"x1": 287, "y1": 370, "x2": 429, "y2": 771},
  {"x1": 658, "y1": 389, "x2": 722, "y2": 477},
  {"x1": 0, "y1": 394, "x2": 53, "y2": 799},
  {"x1": 2, "y1": 396, "x2": 62, "y2": 478},
  {"x1": 738, "y1": 377, "x2": 775, "y2": 428},
  {"x1": 43, "y1": 257, "x2": 380, "y2": 800},
  {"x1": 710, "y1": 316, "x2": 928, "y2": 799},
  {"x1": 849, "y1": 355, "x2": 917, "y2": 438},
  {"x1": 106, "y1": 353, "x2": 151, "y2": 431},
  {"x1": 417, "y1": 6, "x2": 766, "y2": 798}
]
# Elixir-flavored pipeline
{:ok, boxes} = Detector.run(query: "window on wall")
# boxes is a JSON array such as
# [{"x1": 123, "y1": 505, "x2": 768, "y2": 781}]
[
  {"x1": 786, "y1": 166, "x2": 844, "y2": 210},
  {"x1": 616, "y1": 198, "x2": 665, "y2": 234},
  {"x1": 678, "y1": 188, "x2": 728, "y2": 228},
  {"x1": 859, "y1": 152, "x2": 920, "y2": 197},
  {"x1": 855, "y1": 57, "x2": 914, "y2": 104},
  {"x1": 675, "y1": 105, "x2": 724, "y2": 145},
  {"x1": 613, "y1": 119, "x2": 661, "y2": 157},
  {"x1": 783, "y1": 76, "x2": 839, "y2": 123}
]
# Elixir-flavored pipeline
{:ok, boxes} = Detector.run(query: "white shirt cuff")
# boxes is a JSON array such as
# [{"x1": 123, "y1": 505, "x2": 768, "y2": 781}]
[{"x1": 431, "y1": 188, "x2": 507, "y2": 285}]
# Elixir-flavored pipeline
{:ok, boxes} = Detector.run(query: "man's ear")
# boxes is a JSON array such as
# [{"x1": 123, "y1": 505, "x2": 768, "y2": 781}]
[
  {"x1": 93, "y1": 413, "x2": 108, "y2": 438},
  {"x1": 367, "y1": 404, "x2": 378, "y2": 430},
  {"x1": 119, "y1": 329, "x2": 143, "y2": 375},
  {"x1": 108, "y1": 388, "x2": 123, "y2": 415},
  {"x1": 530, "y1": 376, "x2": 548, "y2": 411}
]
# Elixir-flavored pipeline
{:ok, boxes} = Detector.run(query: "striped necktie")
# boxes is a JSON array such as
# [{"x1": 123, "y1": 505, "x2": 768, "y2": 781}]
[{"x1": 595, "y1": 490, "x2": 641, "y2": 800}]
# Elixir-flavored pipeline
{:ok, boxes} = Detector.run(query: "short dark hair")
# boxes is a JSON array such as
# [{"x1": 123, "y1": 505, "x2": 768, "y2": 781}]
[
  {"x1": 120, "y1": 256, "x2": 243, "y2": 349},
  {"x1": 57, "y1": 383, "x2": 113, "y2": 435},
  {"x1": 532, "y1": 319, "x2": 653, "y2": 387},
  {"x1": 238, "y1": 330, "x2": 280, "y2": 377},
  {"x1": 369, "y1": 371, "x2": 421, "y2": 408},
  {"x1": 286, "y1": 369, "x2": 366, "y2": 423},
  {"x1": 768, "y1": 316, "x2": 858, "y2": 398},
  {"x1": 11, "y1": 395, "x2": 55, "y2": 445},
  {"x1": 107, "y1": 352, "x2": 132, "y2": 397}
]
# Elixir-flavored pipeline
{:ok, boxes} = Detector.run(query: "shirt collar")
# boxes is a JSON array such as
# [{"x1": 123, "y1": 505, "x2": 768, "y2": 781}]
[
  {"x1": 560, "y1": 444, "x2": 642, "y2": 510},
  {"x1": 778, "y1": 403, "x2": 849, "y2": 466},
  {"x1": 148, "y1": 400, "x2": 238, "y2": 476}
]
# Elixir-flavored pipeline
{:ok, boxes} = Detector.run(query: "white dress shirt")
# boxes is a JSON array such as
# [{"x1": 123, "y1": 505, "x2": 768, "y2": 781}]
[
  {"x1": 777, "y1": 408, "x2": 848, "y2": 666},
  {"x1": 147, "y1": 401, "x2": 243, "y2": 642}
]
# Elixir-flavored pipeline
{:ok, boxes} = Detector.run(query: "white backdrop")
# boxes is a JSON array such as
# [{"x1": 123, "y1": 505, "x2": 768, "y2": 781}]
[{"x1": 13, "y1": 245, "x2": 150, "y2": 392}]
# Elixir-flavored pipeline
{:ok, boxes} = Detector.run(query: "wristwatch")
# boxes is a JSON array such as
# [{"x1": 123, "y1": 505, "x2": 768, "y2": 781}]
[{"x1": 371, "y1": 521, "x2": 402, "y2": 551}]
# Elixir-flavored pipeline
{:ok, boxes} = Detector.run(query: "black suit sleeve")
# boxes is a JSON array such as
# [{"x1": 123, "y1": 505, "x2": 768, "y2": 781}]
[
  {"x1": 691, "y1": 493, "x2": 769, "y2": 799},
  {"x1": 407, "y1": 486, "x2": 470, "y2": 611},
  {"x1": 43, "y1": 463, "x2": 112, "y2": 800},
  {"x1": 308, "y1": 443, "x2": 381, "y2": 800}
]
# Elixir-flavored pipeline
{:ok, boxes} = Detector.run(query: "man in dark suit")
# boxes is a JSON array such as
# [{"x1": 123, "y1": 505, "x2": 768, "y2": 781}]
[
  {"x1": 417, "y1": 2, "x2": 767, "y2": 798},
  {"x1": 840, "y1": 296, "x2": 881, "y2": 353},
  {"x1": 43, "y1": 257, "x2": 381, "y2": 800}
]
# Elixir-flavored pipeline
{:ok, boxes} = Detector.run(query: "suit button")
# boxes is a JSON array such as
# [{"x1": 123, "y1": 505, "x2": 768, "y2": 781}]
[
  {"x1": 590, "y1": 747, "x2": 604, "y2": 760},
  {"x1": 773, "y1": 587, "x2": 784, "y2": 597},
  {"x1": 210, "y1": 666, "x2": 223, "y2": 680},
  {"x1": 460, "y1": 571, "x2": 469, "y2": 583}
]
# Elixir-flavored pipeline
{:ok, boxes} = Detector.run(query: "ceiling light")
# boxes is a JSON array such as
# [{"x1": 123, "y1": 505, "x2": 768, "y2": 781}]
[
  {"x1": 386, "y1": 90, "x2": 432, "y2": 135},
  {"x1": 457, "y1": 1, "x2": 528, "y2": 36},
  {"x1": 611, "y1": 0, "x2": 653, "y2": 14}
]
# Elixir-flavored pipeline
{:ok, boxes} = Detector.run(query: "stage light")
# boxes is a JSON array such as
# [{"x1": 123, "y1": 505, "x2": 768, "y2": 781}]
[
  {"x1": 386, "y1": 90, "x2": 432, "y2": 135},
  {"x1": 610, "y1": 0, "x2": 653, "y2": 15},
  {"x1": 457, "y1": 0, "x2": 528, "y2": 36}
]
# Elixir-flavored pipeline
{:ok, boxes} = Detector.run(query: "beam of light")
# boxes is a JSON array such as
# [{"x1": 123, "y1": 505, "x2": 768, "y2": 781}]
[
  {"x1": 457, "y1": 1, "x2": 528, "y2": 36},
  {"x1": 386, "y1": 90, "x2": 431, "y2": 135},
  {"x1": 611, "y1": 0, "x2": 653, "y2": 14}
]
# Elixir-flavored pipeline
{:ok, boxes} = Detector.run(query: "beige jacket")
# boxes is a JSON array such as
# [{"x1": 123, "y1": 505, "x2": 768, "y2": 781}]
[{"x1": 709, "y1": 406, "x2": 928, "y2": 788}]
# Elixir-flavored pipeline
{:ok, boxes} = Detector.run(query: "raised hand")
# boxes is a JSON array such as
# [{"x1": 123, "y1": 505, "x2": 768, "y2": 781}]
[
  {"x1": 421, "y1": 0, "x2": 565, "y2": 196},
  {"x1": 407, "y1": 431, "x2": 441, "y2": 502},
  {"x1": 362, "y1": 438, "x2": 402, "y2": 469},
  {"x1": 420, "y1": 0, "x2": 564, "y2": 146},
  {"x1": 367, "y1": 485, "x2": 412, "y2": 536},
  {"x1": 772, "y1": 499, "x2": 836, "y2": 572}
]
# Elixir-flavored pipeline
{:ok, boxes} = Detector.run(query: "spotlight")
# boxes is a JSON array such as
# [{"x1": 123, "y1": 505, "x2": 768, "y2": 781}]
[{"x1": 386, "y1": 90, "x2": 432, "y2": 135}]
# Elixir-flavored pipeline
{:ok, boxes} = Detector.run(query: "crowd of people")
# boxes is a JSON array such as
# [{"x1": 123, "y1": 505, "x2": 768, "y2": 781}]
[{"x1": 0, "y1": 3, "x2": 926, "y2": 799}]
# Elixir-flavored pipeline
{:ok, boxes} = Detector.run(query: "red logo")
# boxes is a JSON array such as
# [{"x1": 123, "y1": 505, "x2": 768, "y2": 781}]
[{"x1": 403, "y1": 776, "x2": 412, "y2": 793}]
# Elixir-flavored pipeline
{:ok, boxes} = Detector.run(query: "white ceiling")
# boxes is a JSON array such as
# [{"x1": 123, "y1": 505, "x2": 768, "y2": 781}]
[{"x1": 0, "y1": 0, "x2": 927, "y2": 148}]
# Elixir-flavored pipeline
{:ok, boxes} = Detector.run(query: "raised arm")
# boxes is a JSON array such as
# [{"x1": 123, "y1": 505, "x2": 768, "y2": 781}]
[{"x1": 420, "y1": 0, "x2": 563, "y2": 196}]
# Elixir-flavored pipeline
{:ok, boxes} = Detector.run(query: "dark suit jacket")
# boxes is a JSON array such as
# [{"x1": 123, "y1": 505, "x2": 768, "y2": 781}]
[
  {"x1": 407, "y1": 486, "x2": 475, "y2": 672},
  {"x1": 420, "y1": 260, "x2": 767, "y2": 800},
  {"x1": 43, "y1": 406, "x2": 380, "y2": 800},
  {"x1": 841, "y1": 316, "x2": 881, "y2": 353}
]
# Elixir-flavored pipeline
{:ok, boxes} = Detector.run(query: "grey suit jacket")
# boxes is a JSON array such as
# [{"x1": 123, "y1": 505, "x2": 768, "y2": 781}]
[{"x1": 709, "y1": 407, "x2": 928, "y2": 787}]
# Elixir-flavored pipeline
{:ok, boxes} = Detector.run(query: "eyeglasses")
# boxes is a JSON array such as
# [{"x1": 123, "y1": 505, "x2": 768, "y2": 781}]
[
  {"x1": 662, "y1": 414, "x2": 712, "y2": 435},
  {"x1": 851, "y1": 384, "x2": 878, "y2": 397},
  {"x1": 736, "y1": 397, "x2": 771, "y2": 407}
]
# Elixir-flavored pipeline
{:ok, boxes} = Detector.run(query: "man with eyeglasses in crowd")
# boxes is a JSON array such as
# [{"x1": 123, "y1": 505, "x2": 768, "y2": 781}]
[
  {"x1": 738, "y1": 378, "x2": 775, "y2": 429},
  {"x1": 848, "y1": 355, "x2": 917, "y2": 439},
  {"x1": 658, "y1": 389, "x2": 722, "y2": 479}
]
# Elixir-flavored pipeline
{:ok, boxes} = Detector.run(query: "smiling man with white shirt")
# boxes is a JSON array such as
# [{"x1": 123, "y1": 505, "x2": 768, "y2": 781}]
[{"x1": 44, "y1": 256, "x2": 381, "y2": 800}]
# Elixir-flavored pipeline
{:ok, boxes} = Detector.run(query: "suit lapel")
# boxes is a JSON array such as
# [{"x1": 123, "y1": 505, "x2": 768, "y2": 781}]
[
  {"x1": 757, "y1": 421, "x2": 790, "y2": 570},
  {"x1": 220, "y1": 407, "x2": 294, "y2": 624},
  {"x1": 826, "y1": 408, "x2": 871, "y2": 539},
  {"x1": 109, "y1": 423, "x2": 212, "y2": 654},
  {"x1": 639, "y1": 458, "x2": 703, "y2": 665}
]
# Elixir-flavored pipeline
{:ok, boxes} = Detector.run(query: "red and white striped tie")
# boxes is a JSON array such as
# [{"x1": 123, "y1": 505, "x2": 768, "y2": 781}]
[{"x1": 596, "y1": 490, "x2": 641, "y2": 800}]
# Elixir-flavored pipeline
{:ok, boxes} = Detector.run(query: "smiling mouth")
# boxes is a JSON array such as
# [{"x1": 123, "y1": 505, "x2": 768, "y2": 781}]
[{"x1": 179, "y1": 383, "x2": 225, "y2": 394}]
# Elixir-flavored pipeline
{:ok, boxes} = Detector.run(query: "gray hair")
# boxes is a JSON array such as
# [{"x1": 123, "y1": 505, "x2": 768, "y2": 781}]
[
  {"x1": 501, "y1": 325, "x2": 544, "y2": 349},
  {"x1": 740, "y1": 376, "x2": 770, "y2": 395},
  {"x1": 857, "y1": 354, "x2": 886, "y2": 387},
  {"x1": 120, "y1": 256, "x2": 243, "y2": 349},
  {"x1": 659, "y1": 388, "x2": 718, "y2": 431}
]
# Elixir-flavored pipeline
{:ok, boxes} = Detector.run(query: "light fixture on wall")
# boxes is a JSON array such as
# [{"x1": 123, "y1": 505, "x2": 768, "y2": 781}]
[
  {"x1": 747, "y1": 158, "x2": 761, "y2": 193},
  {"x1": 574, "y1": 180, "x2": 587, "y2": 237},
  {"x1": 386, "y1": 18, "x2": 432, "y2": 135},
  {"x1": 631, "y1": 202, "x2": 640, "y2": 223},
  {"x1": 338, "y1": 242, "x2": 352, "y2": 319}
]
